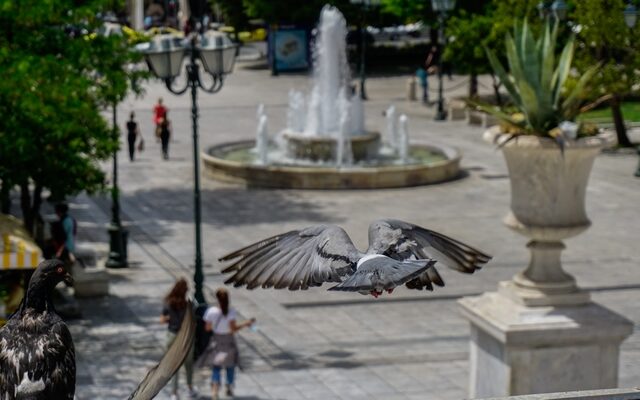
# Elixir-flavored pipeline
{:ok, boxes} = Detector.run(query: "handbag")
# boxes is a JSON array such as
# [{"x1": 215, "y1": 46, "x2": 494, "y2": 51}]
[
  {"x1": 194, "y1": 310, "x2": 222, "y2": 362},
  {"x1": 137, "y1": 137, "x2": 145, "y2": 152}
]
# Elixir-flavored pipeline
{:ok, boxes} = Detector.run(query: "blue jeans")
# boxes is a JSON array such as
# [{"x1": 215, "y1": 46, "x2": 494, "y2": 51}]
[{"x1": 212, "y1": 366, "x2": 235, "y2": 385}]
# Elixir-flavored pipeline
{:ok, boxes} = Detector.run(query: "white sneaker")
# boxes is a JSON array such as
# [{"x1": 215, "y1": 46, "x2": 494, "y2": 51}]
[{"x1": 188, "y1": 388, "x2": 199, "y2": 399}]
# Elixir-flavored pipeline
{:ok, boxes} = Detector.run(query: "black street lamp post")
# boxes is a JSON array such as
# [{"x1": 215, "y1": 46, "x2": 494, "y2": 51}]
[
  {"x1": 106, "y1": 103, "x2": 128, "y2": 268},
  {"x1": 431, "y1": 0, "x2": 456, "y2": 121},
  {"x1": 350, "y1": 0, "x2": 380, "y2": 100},
  {"x1": 139, "y1": 31, "x2": 236, "y2": 305}
]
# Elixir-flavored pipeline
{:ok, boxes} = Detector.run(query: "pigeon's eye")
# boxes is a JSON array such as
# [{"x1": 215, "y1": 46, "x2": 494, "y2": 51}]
[{"x1": 56, "y1": 267, "x2": 64, "y2": 274}]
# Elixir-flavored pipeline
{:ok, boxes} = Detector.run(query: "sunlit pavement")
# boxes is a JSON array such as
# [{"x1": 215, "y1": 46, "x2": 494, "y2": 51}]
[{"x1": 70, "y1": 63, "x2": 640, "y2": 400}]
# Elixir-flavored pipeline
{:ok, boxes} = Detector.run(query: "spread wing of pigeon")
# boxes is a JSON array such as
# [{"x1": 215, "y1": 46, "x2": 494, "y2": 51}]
[
  {"x1": 0, "y1": 260, "x2": 196, "y2": 400},
  {"x1": 128, "y1": 302, "x2": 196, "y2": 400},
  {"x1": 220, "y1": 219, "x2": 492, "y2": 297}
]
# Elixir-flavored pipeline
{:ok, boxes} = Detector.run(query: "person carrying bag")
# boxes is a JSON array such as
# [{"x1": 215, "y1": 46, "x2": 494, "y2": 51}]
[{"x1": 198, "y1": 288, "x2": 255, "y2": 400}]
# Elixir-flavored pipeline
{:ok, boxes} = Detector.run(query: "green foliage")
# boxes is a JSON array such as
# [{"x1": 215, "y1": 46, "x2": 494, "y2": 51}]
[
  {"x1": 476, "y1": 20, "x2": 598, "y2": 137},
  {"x1": 487, "y1": 0, "x2": 541, "y2": 42},
  {"x1": 213, "y1": 0, "x2": 250, "y2": 36},
  {"x1": 443, "y1": 10, "x2": 494, "y2": 76},
  {"x1": 578, "y1": 101, "x2": 640, "y2": 123},
  {"x1": 571, "y1": 0, "x2": 640, "y2": 98},
  {"x1": 0, "y1": 0, "x2": 145, "y2": 225},
  {"x1": 380, "y1": 0, "x2": 428, "y2": 23},
  {"x1": 242, "y1": 0, "x2": 355, "y2": 24}
]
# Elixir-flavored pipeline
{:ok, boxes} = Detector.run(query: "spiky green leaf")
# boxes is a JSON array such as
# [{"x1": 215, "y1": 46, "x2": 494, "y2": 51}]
[
  {"x1": 485, "y1": 47, "x2": 522, "y2": 107},
  {"x1": 467, "y1": 100, "x2": 527, "y2": 128},
  {"x1": 561, "y1": 64, "x2": 599, "y2": 119},
  {"x1": 552, "y1": 37, "x2": 575, "y2": 107}
]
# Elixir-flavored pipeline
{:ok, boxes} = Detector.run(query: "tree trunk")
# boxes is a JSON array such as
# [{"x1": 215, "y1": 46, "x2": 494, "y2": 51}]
[
  {"x1": 469, "y1": 73, "x2": 479, "y2": 99},
  {"x1": 20, "y1": 180, "x2": 33, "y2": 234},
  {"x1": 18, "y1": 181, "x2": 43, "y2": 236},
  {"x1": 491, "y1": 73, "x2": 503, "y2": 106},
  {"x1": 0, "y1": 178, "x2": 10, "y2": 214},
  {"x1": 610, "y1": 96, "x2": 633, "y2": 147}
]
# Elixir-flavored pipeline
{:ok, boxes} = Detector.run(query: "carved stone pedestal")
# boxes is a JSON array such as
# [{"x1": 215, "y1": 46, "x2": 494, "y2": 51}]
[
  {"x1": 459, "y1": 292, "x2": 632, "y2": 397},
  {"x1": 461, "y1": 128, "x2": 632, "y2": 397}
]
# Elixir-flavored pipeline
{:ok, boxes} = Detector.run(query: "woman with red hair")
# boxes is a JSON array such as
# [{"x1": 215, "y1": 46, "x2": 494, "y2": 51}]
[{"x1": 161, "y1": 278, "x2": 197, "y2": 400}]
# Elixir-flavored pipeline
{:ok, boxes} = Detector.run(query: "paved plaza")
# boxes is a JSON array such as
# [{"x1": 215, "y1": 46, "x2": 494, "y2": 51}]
[{"x1": 68, "y1": 63, "x2": 640, "y2": 399}]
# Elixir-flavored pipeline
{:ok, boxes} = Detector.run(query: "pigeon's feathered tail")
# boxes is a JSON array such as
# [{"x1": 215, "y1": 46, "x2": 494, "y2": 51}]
[
  {"x1": 128, "y1": 301, "x2": 196, "y2": 400},
  {"x1": 328, "y1": 258, "x2": 436, "y2": 293}
]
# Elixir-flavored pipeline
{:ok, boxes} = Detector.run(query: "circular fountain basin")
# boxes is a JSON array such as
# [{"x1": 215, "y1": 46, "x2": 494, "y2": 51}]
[
  {"x1": 202, "y1": 140, "x2": 462, "y2": 189},
  {"x1": 283, "y1": 130, "x2": 381, "y2": 162}
]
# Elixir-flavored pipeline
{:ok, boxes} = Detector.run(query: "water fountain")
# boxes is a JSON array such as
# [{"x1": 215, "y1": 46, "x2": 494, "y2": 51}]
[{"x1": 203, "y1": 5, "x2": 461, "y2": 189}]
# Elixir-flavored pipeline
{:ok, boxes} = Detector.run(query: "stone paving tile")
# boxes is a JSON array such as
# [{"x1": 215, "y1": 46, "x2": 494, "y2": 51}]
[{"x1": 64, "y1": 67, "x2": 640, "y2": 399}]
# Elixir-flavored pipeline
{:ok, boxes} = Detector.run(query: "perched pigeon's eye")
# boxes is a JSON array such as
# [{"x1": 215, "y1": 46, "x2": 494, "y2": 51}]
[{"x1": 56, "y1": 267, "x2": 64, "y2": 274}]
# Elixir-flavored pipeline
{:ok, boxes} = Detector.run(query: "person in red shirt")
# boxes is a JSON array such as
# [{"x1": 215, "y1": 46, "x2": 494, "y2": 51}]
[{"x1": 153, "y1": 97, "x2": 167, "y2": 140}]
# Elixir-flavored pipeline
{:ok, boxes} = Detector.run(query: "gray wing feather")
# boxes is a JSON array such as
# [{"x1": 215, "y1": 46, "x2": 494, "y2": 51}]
[
  {"x1": 128, "y1": 301, "x2": 196, "y2": 400},
  {"x1": 367, "y1": 219, "x2": 492, "y2": 290},
  {"x1": 220, "y1": 226, "x2": 363, "y2": 290},
  {"x1": 328, "y1": 258, "x2": 436, "y2": 292}
]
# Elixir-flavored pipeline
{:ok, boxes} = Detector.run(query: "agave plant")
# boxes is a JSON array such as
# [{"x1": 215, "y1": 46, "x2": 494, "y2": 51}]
[{"x1": 473, "y1": 20, "x2": 598, "y2": 141}]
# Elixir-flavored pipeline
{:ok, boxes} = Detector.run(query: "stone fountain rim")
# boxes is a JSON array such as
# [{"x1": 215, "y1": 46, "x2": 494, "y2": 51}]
[
  {"x1": 204, "y1": 139, "x2": 460, "y2": 171},
  {"x1": 483, "y1": 125, "x2": 615, "y2": 149},
  {"x1": 282, "y1": 129, "x2": 381, "y2": 144},
  {"x1": 202, "y1": 140, "x2": 462, "y2": 189}
]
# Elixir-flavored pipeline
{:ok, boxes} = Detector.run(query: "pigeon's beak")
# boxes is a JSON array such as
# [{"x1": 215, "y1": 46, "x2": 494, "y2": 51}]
[{"x1": 63, "y1": 272, "x2": 74, "y2": 286}]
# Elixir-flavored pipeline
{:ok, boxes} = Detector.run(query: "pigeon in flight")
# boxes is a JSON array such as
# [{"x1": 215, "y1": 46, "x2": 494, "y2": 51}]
[
  {"x1": 0, "y1": 259, "x2": 196, "y2": 400},
  {"x1": 220, "y1": 219, "x2": 491, "y2": 297}
]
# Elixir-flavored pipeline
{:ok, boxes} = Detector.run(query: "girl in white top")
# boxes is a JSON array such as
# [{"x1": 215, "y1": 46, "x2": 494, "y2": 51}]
[{"x1": 203, "y1": 288, "x2": 255, "y2": 399}]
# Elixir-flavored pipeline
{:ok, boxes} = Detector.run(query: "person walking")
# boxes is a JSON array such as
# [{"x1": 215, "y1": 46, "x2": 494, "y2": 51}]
[
  {"x1": 159, "y1": 115, "x2": 172, "y2": 160},
  {"x1": 161, "y1": 278, "x2": 198, "y2": 400},
  {"x1": 202, "y1": 288, "x2": 255, "y2": 400},
  {"x1": 126, "y1": 112, "x2": 141, "y2": 161},
  {"x1": 54, "y1": 203, "x2": 76, "y2": 262},
  {"x1": 416, "y1": 66, "x2": 429, "y2": 105},
  {"x1": 153, "y1": 97, "x2": 167, "y2": 142}
]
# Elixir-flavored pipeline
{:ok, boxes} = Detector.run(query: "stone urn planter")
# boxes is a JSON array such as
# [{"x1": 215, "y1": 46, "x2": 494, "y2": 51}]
[
  {"x1": 483, "y1": 125, "x2": 615, "y2": 305},
  {"x1": 458, "y1": 126, "x2": 631, "y2": 397}
]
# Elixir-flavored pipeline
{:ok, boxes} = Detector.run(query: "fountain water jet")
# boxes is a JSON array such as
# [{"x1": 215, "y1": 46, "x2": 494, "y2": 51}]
[
  {"x1": 255, "y1": 115, "x2": 269, "y2": 165},
  {"x1": 386, "y1": 105, "x2": 398, "y2": 152},
  {"x1": 203, "y1": 5, "x2": 462, "y2": 189},
  {"x1": 398, "y1": 114, "x2": 410, "y2": 164},
  {"x1": 282, "y1": 5, "x2": 378, "y2": 163}
]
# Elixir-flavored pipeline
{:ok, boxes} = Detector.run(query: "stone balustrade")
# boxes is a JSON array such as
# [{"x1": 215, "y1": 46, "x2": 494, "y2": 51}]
[{"x1": 481, "y1": 388, "x2": 640, "y2": 400}]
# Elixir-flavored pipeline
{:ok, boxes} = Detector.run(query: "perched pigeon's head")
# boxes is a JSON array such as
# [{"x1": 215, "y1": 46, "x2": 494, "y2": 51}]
[{"x1": 29, "y1": 259, "x2": 74, "y2": 291}]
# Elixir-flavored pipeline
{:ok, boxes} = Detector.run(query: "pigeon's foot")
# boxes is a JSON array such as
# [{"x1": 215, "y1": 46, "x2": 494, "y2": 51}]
[
  {"x1": 387, "y1": 288, "x2": 394, "y2": 294},
  {"x1": 370, "y1": 290, "x2": 383, "y2": 298}
]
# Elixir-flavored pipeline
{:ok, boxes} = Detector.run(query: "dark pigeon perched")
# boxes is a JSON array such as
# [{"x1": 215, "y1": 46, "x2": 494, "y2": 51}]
[
  {"x1": 220, "y1": 219, "x2": 492, "y2": 297},
  {"x1": 0, "y1": 260, "x2": 75, "y2": 400},
  {"x1": 0, "y1": 259, "x2": 196, "y2": 400}
]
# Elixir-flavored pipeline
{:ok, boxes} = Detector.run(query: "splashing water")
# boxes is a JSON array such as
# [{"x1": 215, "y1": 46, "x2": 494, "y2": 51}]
[
  {"x1": 285, "y1": 5, "x2": 364, "y2": 138},
  {"x1": 336, "y1": 96, "x2": 354, "y2": 167},
  {"x1": 386, "y1": 105, "x2": 398, "y2": 152},
  {"x1": 255, "y1": 114, "x2": 269, "y2": 165},
  {"x1": 286, "y1": 91, "x2": 306, "y2": 132},
  {"x1": 398, "y1": 114, "x2": 410, "y2": 164}
]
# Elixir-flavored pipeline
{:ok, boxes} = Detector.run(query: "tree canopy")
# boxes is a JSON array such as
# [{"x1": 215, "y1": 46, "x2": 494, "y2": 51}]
[
  {"x1": 570, "y1": 0, "x2": 639, "y2": 146},
  {"x1": 0, "y1": 0, "x2": 144, "y2": 231}
]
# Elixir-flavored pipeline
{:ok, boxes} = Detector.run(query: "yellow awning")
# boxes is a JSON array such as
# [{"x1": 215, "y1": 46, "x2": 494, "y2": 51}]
[{"x1": 0, "y1": 215, "x2": 42, "y2": 270}]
